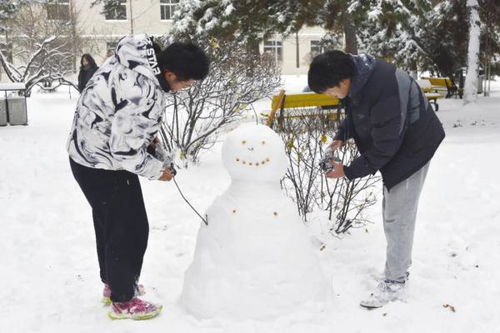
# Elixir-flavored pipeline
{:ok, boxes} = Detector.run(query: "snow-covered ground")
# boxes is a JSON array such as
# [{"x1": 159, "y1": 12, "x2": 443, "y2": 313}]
[{"x1": 1, "y1": 78, "x2": 499, "y2": 332}]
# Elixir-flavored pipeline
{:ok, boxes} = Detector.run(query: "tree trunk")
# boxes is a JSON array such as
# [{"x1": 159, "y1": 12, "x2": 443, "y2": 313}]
[
  {"x1": 246, "y1": 38, "x2": 261, "y2": 56},
  {"x1": 463, "y1": 0, "x2": 481, "y2": 105},
  {"x1": 295, "y1": 31, "x2": 300, "y2": 68},
  {"x1": 343, "y1": 14, "x2": 357, "y2": 54},
  {"x1": 409, "y1": 59, "x2": 418, "y2": 79}
]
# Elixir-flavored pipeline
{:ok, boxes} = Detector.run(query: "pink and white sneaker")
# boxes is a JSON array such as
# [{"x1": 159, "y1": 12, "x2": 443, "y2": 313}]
[
  {"x1": 108, "y1": 297, "x2": 163, "y2": 320},
  {"x1": 102, "y1": 284, "x2": 146, "y2": 305}
]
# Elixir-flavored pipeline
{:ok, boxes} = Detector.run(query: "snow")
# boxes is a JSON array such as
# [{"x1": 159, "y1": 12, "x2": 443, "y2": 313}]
[
  {"x1": 0, "y1": 83, "x2": 26, "y2": 90},
  {"x1": 1, "y1": 77, "x2": 500, "y2": 332},
  {"x1": 180, "y1": 124, "x2": 330, "y2": 319}
]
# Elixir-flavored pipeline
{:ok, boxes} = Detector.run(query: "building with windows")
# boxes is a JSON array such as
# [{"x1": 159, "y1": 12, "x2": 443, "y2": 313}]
[
  {"x1": 261, "y1": 26, "x2": 328, "y2": 75},
  {"x1": 1, "y1": 0, "x2": 328, "y2": 81}
]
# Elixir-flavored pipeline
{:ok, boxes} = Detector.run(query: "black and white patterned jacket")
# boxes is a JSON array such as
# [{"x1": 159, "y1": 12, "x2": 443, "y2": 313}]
[{"x1": 67, "y1": 34, "x2": 170, "y2": 180}]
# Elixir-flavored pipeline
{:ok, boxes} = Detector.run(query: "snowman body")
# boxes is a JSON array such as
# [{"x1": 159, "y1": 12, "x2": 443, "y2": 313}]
[{"x1": 180, "y1": 124, "x2": 330, "y2": 320}]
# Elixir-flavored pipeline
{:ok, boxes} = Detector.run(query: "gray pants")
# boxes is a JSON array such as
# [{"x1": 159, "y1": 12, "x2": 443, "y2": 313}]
[{"x1": 383, "y1": 162, "x2": 430, "y2": 282}]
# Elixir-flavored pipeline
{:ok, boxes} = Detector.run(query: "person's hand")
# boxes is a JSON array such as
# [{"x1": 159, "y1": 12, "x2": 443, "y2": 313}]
[
  {"x1": 325, "y1": 161, "x2": 345, "y2": 179},
  {"x1": 330, "y1": 139, "x2": 344, "y2": 152},
  {"x1": 148, "y1": 137, "x2": 160, "y2": 150},
  {"x1": 158, "y1": 168, "x2": 174, "y2": 181}
]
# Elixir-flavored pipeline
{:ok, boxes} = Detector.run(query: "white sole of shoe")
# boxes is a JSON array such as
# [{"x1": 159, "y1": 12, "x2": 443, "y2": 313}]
[{"x1": 360, "y1": 302, "x2": 384, "y2": 310}]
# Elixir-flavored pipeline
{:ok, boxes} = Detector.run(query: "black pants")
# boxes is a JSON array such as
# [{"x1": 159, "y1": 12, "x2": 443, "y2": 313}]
[{"x1": 70, "y1": 158, "x2": 149, "y2": 302}]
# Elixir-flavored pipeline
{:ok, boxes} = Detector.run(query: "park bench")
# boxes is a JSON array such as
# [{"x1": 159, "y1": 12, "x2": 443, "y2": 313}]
[
  {"x1": 421, "y1": 76, "x2": 463, "y2": 99},
  {"x1": 417, "y1": 79, "x2": 444, "y2": 112},
  {"x1": 263, "y1": 90, "x2": 342, "y2": 129}
]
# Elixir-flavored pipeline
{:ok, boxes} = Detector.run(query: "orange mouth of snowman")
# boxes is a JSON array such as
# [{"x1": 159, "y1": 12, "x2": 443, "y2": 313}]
[{"x1": 235, "y1": 157, "x2": 271, "y2": 166}]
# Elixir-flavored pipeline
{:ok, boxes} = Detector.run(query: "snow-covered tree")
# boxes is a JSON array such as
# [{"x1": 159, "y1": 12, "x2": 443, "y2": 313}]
[
  {"x1": 357, "y1": 1, "x2": 426, "y2": 70},
  {"x1": 0, "y1": 0, "x2": 30, "y2": 33},
  {"x1": 156, "y1": 1, "x2": 284, "y2": 163},
  {"x1": 169, "y1": 0, "x2": 303, "y2": 51},
  {"x1": 464, "y1": 0, "x2": 481, "y2": 104},
  {"x1": 318, "y1": 0, "x2": 371, "y2": 54},
  {"x1": 480, "y1": 0, "x2": 500, "y2": 95},
  {"x1": 420, "y1": 1, "x2": 469, "y2": 77},
  {"x1": 90, "y1": 0, "x2": 126, "y2": 19},
  {"x1": 0, "y1": 1, "x2": 81, "y2": 94},
  {"x1": 158, "y1": 36, "x2": 281, "y2": 163},
  {"x1": 356, "y1": 0, "x2": 482, "y2": 81},
  {"x1": 169, "y1": 0, "x2": 365, "y2": 53}
]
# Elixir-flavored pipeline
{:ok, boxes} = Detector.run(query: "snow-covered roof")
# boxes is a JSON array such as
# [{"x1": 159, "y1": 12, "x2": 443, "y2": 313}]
[{"x1": 0, "y1": 83, "x2": 26, "y2": 90}]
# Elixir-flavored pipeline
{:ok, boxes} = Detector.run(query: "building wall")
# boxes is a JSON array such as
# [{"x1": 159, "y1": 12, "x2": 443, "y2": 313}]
[
  {"x1": 0, "y1": 0, "x2": 327, "y2": 82},
  {"x1": 72, "y1": 0, "x2": 326, "y2": 75},
  {"x1": 72, "y1": 0, "x2": 177, "y2": 66},
  {"x1": 273, "y1": 26, "x2": 327, "y2": 75}
]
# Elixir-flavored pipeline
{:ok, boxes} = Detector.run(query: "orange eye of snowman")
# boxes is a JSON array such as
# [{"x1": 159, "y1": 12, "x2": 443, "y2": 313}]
[
  {"x1": 241, "y1": 140, "x2": 247, "y2": 145},
  {"x1": 261, "y1": 141, "x2": 266, "y2": 145}
]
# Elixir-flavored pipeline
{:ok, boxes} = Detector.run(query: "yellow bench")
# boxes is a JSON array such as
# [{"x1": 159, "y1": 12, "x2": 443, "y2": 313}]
[
  {"x1": 417, "y1": 79, "x2": 444, "y2": 111},
  {"x1": 421, "y1": 76, "x2": 463, "y2": 98},
  {"x1": 263, "y1": 90, "x2": 342, "y2": 128},
  {"x1": 424, "y1": 92, "x2": 443, "y2": 112}
]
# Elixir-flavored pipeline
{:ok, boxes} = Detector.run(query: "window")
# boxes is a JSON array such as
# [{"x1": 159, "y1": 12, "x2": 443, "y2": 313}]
[
  {"x1": 160, "y1": 0, "x2": 179, "y2": 20},
  {"x1": 263, "y1": 40, "x2": 283, "y2": 63},
  {"x1": 310, "y1": 40, "x2": 323, "y2": 58},
  {"x1": 105, "y1": 0, "x2": 127, "y2": 21},
  {"x1": 46, "y1": 0, "x2": 70, "y2": 21},
  {"x1": 106, "y1": 42, "x2": 118, "y2": 57}
]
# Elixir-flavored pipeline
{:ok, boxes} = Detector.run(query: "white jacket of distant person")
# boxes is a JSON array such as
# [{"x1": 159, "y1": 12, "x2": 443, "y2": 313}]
[{"x1": 67, "y1": 34, "x2": 171, "y2": 180}]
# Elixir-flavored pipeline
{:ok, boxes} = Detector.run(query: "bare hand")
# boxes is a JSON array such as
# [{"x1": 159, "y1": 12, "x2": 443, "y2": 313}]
[
  {"x1": 325, "y1": 162, "x2": 345, "y2": 179},
  {"x1": 158, "y1": 168, "x2": 174, "y2": 181},
  {"x1": 148, "y1": 137, "x2": 160, "y2": 151},
  {"x1": 330, "y1": 140, "x2": 344, "y2": 152}
]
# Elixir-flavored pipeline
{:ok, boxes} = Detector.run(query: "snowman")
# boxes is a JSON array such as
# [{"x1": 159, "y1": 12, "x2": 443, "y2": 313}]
[{"x1": 180, "y1": 123, "x2": 331, "y2": 320}]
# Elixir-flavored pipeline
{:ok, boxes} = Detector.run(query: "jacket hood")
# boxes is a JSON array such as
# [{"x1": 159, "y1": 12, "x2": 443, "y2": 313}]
[
  {"x1": 114, "y1": 34, "x2": 170, "y2": 92},
  {"x1": 349, "y1": 53, "x2": 376, "y2": 98}
]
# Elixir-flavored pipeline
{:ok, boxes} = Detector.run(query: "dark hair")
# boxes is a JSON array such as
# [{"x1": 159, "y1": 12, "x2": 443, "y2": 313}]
[
  {"x1": 157, "y1": 42, "x2": 209, "y2": 81},
  {"x1": 307, "y1": 50, "x2": 354, "y2": 93},
  {"x1": 80, "y1": 53, "x2": 97, "y2": 68}
]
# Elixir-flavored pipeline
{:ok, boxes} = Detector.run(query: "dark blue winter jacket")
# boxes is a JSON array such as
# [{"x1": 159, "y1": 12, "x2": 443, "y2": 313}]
[{"x1": 335, "y1": 55, "x2": 445, "y2": 190}]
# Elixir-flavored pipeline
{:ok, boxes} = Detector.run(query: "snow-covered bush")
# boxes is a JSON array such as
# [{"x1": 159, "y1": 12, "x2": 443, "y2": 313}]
[
  {"x1": 159, "y1": 38, "x2": 281, "y2": 164},
  {"x1": 272, "y1": 108, "x2": 379, "y2": 234}
]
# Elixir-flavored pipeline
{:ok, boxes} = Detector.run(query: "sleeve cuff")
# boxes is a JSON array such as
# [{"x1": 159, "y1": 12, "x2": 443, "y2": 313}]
[
  {"x1": 144, "y1": 157, "x2": 165, "y2": 180},
  {"x1": 344, "y1": 155, "x2": 377, "y2": 180},
  {"x1": 343, "y1": 165, "x2": 355, "y2": 180}
]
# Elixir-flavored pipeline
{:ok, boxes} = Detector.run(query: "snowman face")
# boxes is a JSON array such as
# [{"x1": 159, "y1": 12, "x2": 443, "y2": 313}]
[{"x1": 222, "y1": 124, "x2": 288, "y2": 182}]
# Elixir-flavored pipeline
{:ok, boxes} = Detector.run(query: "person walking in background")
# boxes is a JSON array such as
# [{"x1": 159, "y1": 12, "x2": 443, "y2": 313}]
[
  {"x1": 68, "y1": 35, "x2": 209, "y2": 320},
  {"x1": 308, "y1": 50, "x2": 445, "y2": 309},
  {"x1": 77, "y1": 54, "x2": 98, "y2": 93}
]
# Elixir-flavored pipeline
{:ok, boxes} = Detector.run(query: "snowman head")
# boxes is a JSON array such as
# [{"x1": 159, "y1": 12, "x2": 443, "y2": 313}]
[{"x1": 222, "y1": 123, "x2": 288, "y2": 182}]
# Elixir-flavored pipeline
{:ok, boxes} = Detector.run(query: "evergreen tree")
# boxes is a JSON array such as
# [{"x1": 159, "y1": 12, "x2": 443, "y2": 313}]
[
  {"x1": 90, "y1": 0, "x2": 125, "y2": 18},
  {"x1": 421, "y1": 1, "x2": 469, "y2": 77},
  {"x1": 357, "y1": 1, "x2": 436, "y2": 73},
  {"x1": 169, "y1": 0, "x2": 326, "y2": 52}
]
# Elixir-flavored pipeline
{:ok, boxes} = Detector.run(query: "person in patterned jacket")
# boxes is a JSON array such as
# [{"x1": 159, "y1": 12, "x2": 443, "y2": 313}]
[{"x1": 67, "y1": 34, "x2": 209, "y2": 320}]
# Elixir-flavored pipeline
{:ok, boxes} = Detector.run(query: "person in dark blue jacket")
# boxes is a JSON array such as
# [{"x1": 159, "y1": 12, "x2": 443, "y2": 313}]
[{"x1": 308, "y1": 50, "x2": 445, "y2": 309}]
